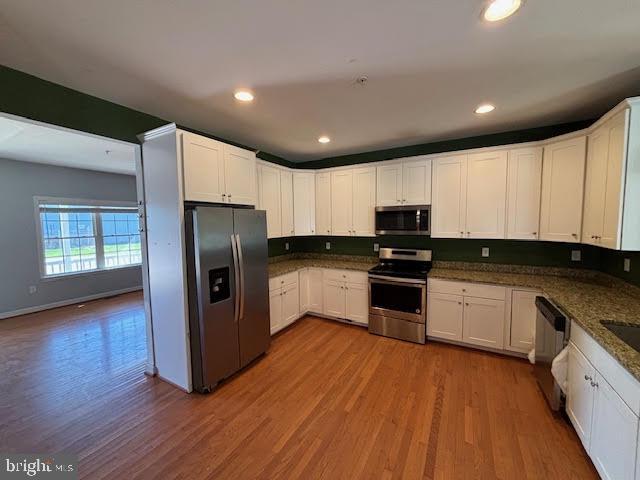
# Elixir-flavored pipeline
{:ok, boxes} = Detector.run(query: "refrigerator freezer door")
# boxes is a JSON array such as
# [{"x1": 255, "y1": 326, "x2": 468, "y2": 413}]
[
  {"x1": 189, "y1": 206, "x2": 241, "y2": 390},
  {"x1": 233, "y1": 209, "x2": 271, "y2": 367}
]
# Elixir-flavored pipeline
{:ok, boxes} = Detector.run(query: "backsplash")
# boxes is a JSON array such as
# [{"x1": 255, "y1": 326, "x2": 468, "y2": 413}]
[{"x1": 268, "y1": 236, "x2": 639, "y2": 286}]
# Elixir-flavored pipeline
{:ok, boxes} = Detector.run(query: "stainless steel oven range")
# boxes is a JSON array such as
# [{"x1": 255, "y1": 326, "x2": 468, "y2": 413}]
[{"x1": 368, "y1": 248, "x2": 432, "y2": 344}]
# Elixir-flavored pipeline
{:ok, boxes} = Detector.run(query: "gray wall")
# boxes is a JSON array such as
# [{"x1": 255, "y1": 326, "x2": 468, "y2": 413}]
[{"x1": 0, "y1": 158, "x2": 142, "y2": 316}]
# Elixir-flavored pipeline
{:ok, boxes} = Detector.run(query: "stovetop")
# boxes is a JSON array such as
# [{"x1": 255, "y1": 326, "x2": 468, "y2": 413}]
[{"x1": 368, "y1": 261, "x2": 432, "y2": 280}]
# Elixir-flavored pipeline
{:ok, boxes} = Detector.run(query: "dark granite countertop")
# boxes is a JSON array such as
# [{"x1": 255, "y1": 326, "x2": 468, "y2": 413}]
[
  {"x1": 268, "y1": 254, "x2": 376, "y2": 278},
  {"x1": 429, "y1": 261, "x2": 640, "y2": 382}
]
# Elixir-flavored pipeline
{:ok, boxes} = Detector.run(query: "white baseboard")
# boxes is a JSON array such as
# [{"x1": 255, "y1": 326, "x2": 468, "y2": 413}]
[{"x1": 0, "y1": 286, "x2": 143, "y2": 319}]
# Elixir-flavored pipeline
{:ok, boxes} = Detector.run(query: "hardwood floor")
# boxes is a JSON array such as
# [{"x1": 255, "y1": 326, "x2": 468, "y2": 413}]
[{"x1": 0, "y1": 292, "x2": 597, "y2": 479}]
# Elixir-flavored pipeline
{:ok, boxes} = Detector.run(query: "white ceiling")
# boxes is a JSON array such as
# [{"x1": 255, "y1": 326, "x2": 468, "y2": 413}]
[
  {"x1": 1, "y1": 0, "x2": 640, "y2": 162},
  {"x1": 0, "y1": 116, "x2": 136, "y2": 174}
]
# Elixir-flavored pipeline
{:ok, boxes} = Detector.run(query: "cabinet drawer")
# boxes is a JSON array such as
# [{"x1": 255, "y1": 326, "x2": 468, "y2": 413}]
[
  {"x1": 428, "y1": 278, "x2": 506, "y2": 300},
  {"x1": 571, "y1": 321, "x2": 640, "y2": 416},
  {"x1": 269, "y1": 271, "x2": 298, "y2": 291},
  {"x1": 323, "y1": 269, "x2": 367, "y2": 285}
]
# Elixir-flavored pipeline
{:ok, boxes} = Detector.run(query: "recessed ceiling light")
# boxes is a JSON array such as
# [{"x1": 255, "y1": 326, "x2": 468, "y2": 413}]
[
  {"x1": 475, "y1": 104, "x2": 496, "y2": 114},
  {"x1": 483, "y1": 0, "x2": 522, "y2": 22},
  {"x1": 234, "y1": 90, "x2": 254, "y2": 102},
  {"x1": 318, "y1": 136, "x2": 331, "y2": 144}
]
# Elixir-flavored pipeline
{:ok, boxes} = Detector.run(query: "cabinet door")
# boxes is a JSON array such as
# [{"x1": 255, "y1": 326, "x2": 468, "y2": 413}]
[
  {"x1": 590, "y1": 374, "x2": 638, "y2": 480},
  {"x1": 315, "y1": 172, "x2": 332, "y2": 235},
  {"x1": 299, "y1": 269, "x2": 310, "y2": 312},
  {"x1": 466, "y1": 151, "x2": 508, "y2": 239},
  {"x1": 293, "y1": 172, "x2": 316, "y2": 236},
  {"x1": 601, "y1": 112, "x2": 628, "y2": 249},
  {"x1": 307, "y1": 268, "x2": 324, "y2": 314},
  {"x1": 352, "y1": 167, "x2": 376, "y2": 236},
  {"x1": 345, "y1": 281, "x2": 368, "y2": 324},
  {"x1": 223, "y1": 144, "x2": 256, "y2": 205},
  {"x1": 462, "y1": 297, "x2": 505, "y2": 349},
  {"x1": 509, "y1": 290, "x2": 537, "y2": 353},
  {"x1": 282, "y1": 283, "x2": 300, "y2": 327},
  {"x1": 402, "y1": 157, "x2": 432, "y2": 205},
  {"x1": 567, "y1": 344, "x2": 596, "y2": 449},
  {"x1": 258, "y1": 165, "x2": 282, "y2": 238},
  {"x1": 269, "y1": 288, "x2": 283, "y2": 335},
  {"x1": 582, "y1": 127, "x2": 609, "y2": 246},
  {"x1": 280, "y1": 170, "x2": 294, "y2": 237},
  {"x1": 431, "y1": 155, "x2": 467, "y2": 238},
  {"x1": 507, "y1": 147, "x2": 542, "y2": 240},
  {"x1": 331, "y1": 170, "x2": 353, "y2": 236},
  {"x1": 323, "y1": 279, "x2": 345, "y2": 318},
  {"x1": 540, "y1": 137, "x2": 586, "y2": 242},
  {"x1": 427, "y1": 292, "x2": 463, "y2": 340},
  {"x1": 181, "y1": 132, "x2": 225, "y2": 203},
  {"x1": 376, "y1": 163, "x2": 403, "y2": 207}
]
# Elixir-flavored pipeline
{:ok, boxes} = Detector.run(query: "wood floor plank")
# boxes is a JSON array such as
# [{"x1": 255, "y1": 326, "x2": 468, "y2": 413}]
[{"x1": 0, "y1": 292, "x2": 599, "y2": 479}]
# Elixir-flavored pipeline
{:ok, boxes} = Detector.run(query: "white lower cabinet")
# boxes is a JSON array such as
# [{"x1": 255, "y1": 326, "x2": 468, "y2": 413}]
[
  {"x1": 462, "y1": 297, "x2": 505, "y2": 349},
  {"x1": 507, "y1": 289, "x2": 538, "y2": 353},
  {"x1": 427, "y1": 292, "x2": 463, "y2": 341},
  {"x1": 427, "y1": 279, "x2": 505, "y2": 350},
  {"x1": 299, "y1": 268, "x2": 323, "y2": 314},
  {"x1": 269, "y1": 287, "x2": 284, "y2": 335},
  {"x1": 322, "y1": 269, "x2": 369, "y2": 325},
  {"x1": 269, "y1": 272, "x2": 300, "y2": 335},
  {"x1": 567, "y1": 327, "x2": 640, "y2": 480}
]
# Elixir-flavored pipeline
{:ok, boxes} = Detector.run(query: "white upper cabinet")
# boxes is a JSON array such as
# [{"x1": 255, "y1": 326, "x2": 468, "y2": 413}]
[
  {"x1": 331, "y1": 170, "x2": 353, "y2": 236},
  {"x1": 330, "y1": 168, "x2": 375, "y2": 236},
  {"x1": 431, "y1": 155, "x2": 468, "y2": 238},
  {"x1": 465, "y1": 151, "x2": 508, "y2": 239},
  {"x1": 280, "y1": 170, "x2": 294, "y2": 237},
  {"x1": 352, "y1": 167, "x2": 376, "y2": 236},
  {"x1": 583, "y1": 109, "x2": 636, "y2": 250},
  {"x1": 223, "y1": 144, "x2": 257, "y2": 205},
  {"x1": 507, "y1": 147, "x2": 543, "y2": 240},
  {"x1": 181, "y1": 132, "x2": 225, "y2": 203},
  {"x1": 293, "y1": 172, "x2": 316, "y2": 236},
  {"x1": 539, "y1": 136, "x2": 587, "y2": 243},
  {"x1": 376, "y1": 157, "x2": 431, "y2": 207},
  {"x1": 403, "y1": 157, "x2": 432, "y2": 205},
  {"x1": 315, "y1": 172, "x2": 332, "y2": 235},
  {"x1": 182, "y1": 131, "x2": 256, "y2": 205},
  {"x1": 258, "y1": 164, "x2": 282, "y2": 238},
  {"x1": 376, "y1": 163, "x2": 403, "y2": 207}
]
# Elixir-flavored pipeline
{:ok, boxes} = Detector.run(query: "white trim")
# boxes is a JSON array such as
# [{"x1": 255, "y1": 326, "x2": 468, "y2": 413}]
[
  {"x1": 0, "y1": 286, "x2": 142, "y2": 320},
  {"x1": 137, "y1": 123, "x2": 177, "y2": 142},
  {"x1": 35, "y1": 195, "x2": 137, "y2": 208}
]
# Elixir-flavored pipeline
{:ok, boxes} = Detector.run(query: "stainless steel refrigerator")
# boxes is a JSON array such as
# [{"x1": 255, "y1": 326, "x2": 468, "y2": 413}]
[{"x1": 185, "y1": 205, "x2": 270, "y2": 393}]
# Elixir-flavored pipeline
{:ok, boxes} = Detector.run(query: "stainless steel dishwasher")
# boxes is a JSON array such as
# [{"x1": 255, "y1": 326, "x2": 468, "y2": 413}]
[{"x1": 534, "y1": 296, "x2": 569, "y2": 411}]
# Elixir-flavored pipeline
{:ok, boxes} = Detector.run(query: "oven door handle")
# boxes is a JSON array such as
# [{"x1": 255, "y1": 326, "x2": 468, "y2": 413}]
[{"x1": 368, "y1": 274, "x2": 426, "y2": 285}]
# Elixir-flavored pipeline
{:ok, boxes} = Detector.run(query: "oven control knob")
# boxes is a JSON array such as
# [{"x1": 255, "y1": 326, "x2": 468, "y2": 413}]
[{"x1": 415, "y1": 308, "x2": 421, "y2": 313}]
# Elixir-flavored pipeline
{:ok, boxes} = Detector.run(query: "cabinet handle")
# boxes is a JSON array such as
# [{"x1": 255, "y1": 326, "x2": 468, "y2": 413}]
[
  {"x1": 532, "y1": 232, "x2": 537, "y2": 235},
  {"x1": 458, "y1": 302, "x2": 462, "y2": 305},
  {"x1": 222, "y1": 193, "x2": 226, "y2": 197},
  {"x1": 327, "y1": 230, "x2": 330, "y2": 233},
  {"x1": 311, "y1": 230, "x2": 315, "y2": 233},
  {"x1": 460, "y1": 231, "x2": 464, "y2": 235},
  {"x1": 465, "y1": 303, "x2": 469, "y2": 306},
  {"x1": 403, "y1": 199, "x2": 406, "y2": 202},
  {"x1": 572, "y1": 233, "x2": 577, "y2": 237},
  {"x1": 584, "y1": 374, "x2": 592, "y2": 381},
  {"x1": 590, "y1": 380, "x2": 599, "y2": 388}
]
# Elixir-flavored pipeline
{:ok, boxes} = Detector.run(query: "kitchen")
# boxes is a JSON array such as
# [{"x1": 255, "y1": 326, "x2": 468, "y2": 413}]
[{"x1": 2, "y1": 0, "x2": 640, "y2": 478}]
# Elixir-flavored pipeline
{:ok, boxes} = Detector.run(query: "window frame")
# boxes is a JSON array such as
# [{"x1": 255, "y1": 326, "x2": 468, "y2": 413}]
[{"x1": 34, "y1": 196, "x2": 141, "y2": 280}]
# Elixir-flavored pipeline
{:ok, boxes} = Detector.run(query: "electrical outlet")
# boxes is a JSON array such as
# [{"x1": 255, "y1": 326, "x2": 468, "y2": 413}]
[
  {"x1": 373, "y1": 243, "x2": 379, "y2": 252},
  {"x1": 325, "y1": 242, "x2": 331, "y2": 250},
  {"x1": 571, "y1": 250, "x2": 581, "y2": 262},
  {"x1": 28, "y1": 285, "x2": 37, "y2": 294},
  {"x1": 285, "y1": 242, "x2": 289, "y2": 251},
  {"x1": 624, "y1": 258, "x2": 631, "y2": 272},
  {"x1": 481, "y1": 247, "x2": 490, "y2": 258}
]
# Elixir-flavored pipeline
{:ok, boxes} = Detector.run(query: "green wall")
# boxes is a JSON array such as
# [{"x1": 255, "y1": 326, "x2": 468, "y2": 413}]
[
  {"x1": 297, "y1": 120, "x2": 594, "y2": 170},
  {"x1": 269, "y1": 235, "x2": 639, "y2": 286}
]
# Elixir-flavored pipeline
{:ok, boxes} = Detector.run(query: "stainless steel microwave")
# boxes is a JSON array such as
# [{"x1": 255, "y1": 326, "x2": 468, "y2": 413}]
[{"x1": 374, "y1": 205, "x2": 431, "y2": 236}]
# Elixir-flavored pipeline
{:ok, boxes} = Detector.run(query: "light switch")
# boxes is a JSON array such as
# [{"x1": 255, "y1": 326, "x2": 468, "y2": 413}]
[
  {"x1": 326, "y1": 242, "x2": 331, "y2": 250},
  {"x1": 481, "y1": 247, "x2": 490, "y2": 258},
  {"x1": 285, "y1": 242, "x2": 289, "y2": 251},
  {"x1": 624, "y1": 258, "x2": 631, "y2": 272},
  {"x1": 373, "y1": 243, "x2": 380, "y2": 252},
  {"x1": 571, "y1": 250, "x2": 581, "y2": 262}
]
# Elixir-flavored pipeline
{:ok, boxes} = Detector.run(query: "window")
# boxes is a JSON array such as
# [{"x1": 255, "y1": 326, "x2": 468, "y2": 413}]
[{"x1": 37, "y1": 198, "x2": 141, "y2": 277}]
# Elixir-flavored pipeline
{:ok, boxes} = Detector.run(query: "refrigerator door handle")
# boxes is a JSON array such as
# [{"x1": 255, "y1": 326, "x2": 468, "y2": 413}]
[
  {"x1": 230, "y1": 234, "x2": 240, "y2": 324},
  {"x1": 235, "y1": 233, "x2": 245, "y2": 321}
]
